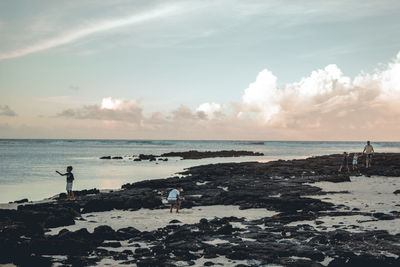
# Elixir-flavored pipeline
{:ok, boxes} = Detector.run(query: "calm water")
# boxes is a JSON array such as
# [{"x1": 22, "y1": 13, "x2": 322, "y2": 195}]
[{"x1": 1, "y1": 139, "x2": 399, "y2": 203}]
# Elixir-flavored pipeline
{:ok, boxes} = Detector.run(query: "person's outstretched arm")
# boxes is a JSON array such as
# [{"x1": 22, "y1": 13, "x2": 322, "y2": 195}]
[
  {"x1": 56, "y1": 171, "x2": 65, "y2": 176},
  {"x1": 363, "y1": 146, "x2": 366, "y2": 154}
]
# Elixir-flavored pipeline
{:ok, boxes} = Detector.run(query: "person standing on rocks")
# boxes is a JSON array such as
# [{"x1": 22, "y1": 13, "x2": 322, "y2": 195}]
[
  {"x1": 167, "y1": 186, "x2": 184, "y2": 213},
  {"x1": 56, "y1": 166, "x2": 75, "y2": 200},
  {"x1": 338, "y1": 152, "x2": 350, "y2": 173},
  {"x1": 352, "y1": 153, "x2": 360, "y2": 170},
  {"x1": 363, "y1": 141, "x2": 374, "y2": 168}
]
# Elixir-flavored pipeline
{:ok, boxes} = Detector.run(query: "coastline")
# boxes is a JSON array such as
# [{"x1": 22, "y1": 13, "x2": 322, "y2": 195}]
[
  {"x1": 1, "y1": 153, "x2": 400, "y2": 266},
  {"x1": 3, "y1": 139, "x2": 399, "y2": 204}
]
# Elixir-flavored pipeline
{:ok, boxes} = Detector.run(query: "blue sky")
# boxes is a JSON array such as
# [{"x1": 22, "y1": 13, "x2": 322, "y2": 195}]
[{"x1": 0, "y1": 0, "x2": 400, "y2": 140}]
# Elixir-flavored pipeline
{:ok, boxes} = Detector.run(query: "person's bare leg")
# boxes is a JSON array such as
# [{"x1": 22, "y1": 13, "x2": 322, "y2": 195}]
[
  {"x1": 176, "y1": 201, "x2": 181, "y2": 213},
  {"x1": 346, "y1": 166, "x2": 349, "y2": 173},
  {"x1": 339, "y1": 165, "x2": 342, "y2": 172},
  {"x1": 71, "y1": 191, "x2": 75, "y2": 200},
  {"x1": 170, "y1": 204, "x2": 173, "y2": 213}
]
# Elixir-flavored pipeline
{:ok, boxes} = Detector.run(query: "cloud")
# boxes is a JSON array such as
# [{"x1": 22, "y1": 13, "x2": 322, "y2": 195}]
[
  {"x1": 52, "y1": 51, "x2": 400, "y2": 140},
  {"x1": 0, "y1": 4, "x2": 184, "y2": 60},
  {"x1": 170, "y1": 105, "x2": 197, "y2": 120},
  {"x1": 0, "y1": 105, "x2": 17, "y2": 116},
  {"x1": 239, "y1": 51, "x2": 400, "y2": 136},
  {"x1": 58, "y1": 97, "x2": 143, "y2": 123},
  {"x1": 3, "y1": 0, "x2": 399, "y2": 59},
  {"x1": 195, "y1": 102, "x2": 224, "y2": 120}
]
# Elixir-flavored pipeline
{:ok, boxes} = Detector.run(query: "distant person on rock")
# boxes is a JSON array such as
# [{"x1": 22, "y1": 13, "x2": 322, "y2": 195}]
[
  {"x1": 167, "y1": 186, "x2": 184, "y2": 213},
  {"x1": 363, "y1": 141, "x2": 374, "y2": 168},
  {"x1": 338, "y1": 152, "x2": 349, "y2": 173},
  {"x1": 352, "y1": 153, "x2": 360, "y2": 170},
  {"x1": 56, "y1": 166, "x2": 75, "y2": 200}
]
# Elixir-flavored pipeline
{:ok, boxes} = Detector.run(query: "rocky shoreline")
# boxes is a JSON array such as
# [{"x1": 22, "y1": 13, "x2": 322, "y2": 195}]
[
  {"x1": 1, "y1": 153, "x2": 400, "y2": 266},
  {"x1": 100, "y1": 150, "x2": 264, "y2": 161}
]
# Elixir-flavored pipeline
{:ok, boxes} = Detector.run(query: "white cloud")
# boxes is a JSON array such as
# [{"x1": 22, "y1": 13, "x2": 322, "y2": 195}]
[
  {"x1": 0, "y1": 4, "x2": 184, "y2": 60},
  {"x1": 239, "y1": 51, "x2": 400, "y2": 135},
  {"x1": 52, "y1": 51, "x2": 400, "y2": 140},
  {"x1": 101, "y1": 97, "x2": 123, "y2": 110},
  {"x1": 58, "y1": 97, "x2": 143, "y2": 123},
  {"x1": 354, "y1": 52, "x2": 400, "y2": 95},
  {"x1": 3, "y1": 0, "x2": 399, "y2": 59},
  {"x1": 242, "y1": 69, "x2": 280, "y2": 121},
  {"x1": 196, "y1": 102, "x2": 223, "y2": 119}
]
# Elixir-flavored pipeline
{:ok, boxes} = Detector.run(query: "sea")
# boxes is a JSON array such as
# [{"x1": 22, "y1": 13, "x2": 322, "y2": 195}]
[{"x1": 1, "y1": 139, "x2": 400, "y2": 203}]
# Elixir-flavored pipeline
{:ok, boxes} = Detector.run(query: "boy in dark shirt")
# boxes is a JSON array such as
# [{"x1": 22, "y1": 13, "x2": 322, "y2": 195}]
[
  {"x1": 338, "y1": 152, "x2": 349, "y2": 173},
  {"x1": 56, "y1": 166, "x2": 75, "y2": 200}
]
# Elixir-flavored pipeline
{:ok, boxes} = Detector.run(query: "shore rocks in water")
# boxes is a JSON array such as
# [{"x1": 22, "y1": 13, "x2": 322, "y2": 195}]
[
  {"x1": 160, "y1": 150, "x2": 264, "y2": 159},
  {"x1": 9, "y1": 198, "x2": 29, "y2": 204},
  {"x1": 100, "y1": 150, "x2": 264, "y2": 161},
  {"x1": 100, "y1": 156, "x2": 123, "y2": 160},
  {"x1": 138, "y1": 154, "x2": 157, "y2": 161},
  {"x1": 2, "y1": 153, "x2": 400, "y2": 266}
]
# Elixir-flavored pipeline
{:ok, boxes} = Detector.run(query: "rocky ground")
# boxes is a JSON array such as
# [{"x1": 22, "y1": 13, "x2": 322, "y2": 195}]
[{"x1": 1, "y1": 153, "x2": 400, "y2": 266}]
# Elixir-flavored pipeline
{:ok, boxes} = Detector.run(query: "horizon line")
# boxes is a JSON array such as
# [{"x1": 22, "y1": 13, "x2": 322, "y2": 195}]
[{"x1": 0, "y1": 138, "x2": 397, "y2": 143}]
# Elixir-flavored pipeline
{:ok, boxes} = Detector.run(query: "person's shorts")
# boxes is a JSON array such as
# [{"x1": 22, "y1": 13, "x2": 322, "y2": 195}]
[
  {"x1": 366, "y1": 154, "x2": 373, "y2": 159},
  {"x1": 168, "y1": 199, "x2": 178, "y2": 205},
  {"x1": 342, "y1": 159, "x2": 348, "y2": 165},
  {"x1": 352, "y1": 160, "x2": 358, "y2": 165},
  {"x1": 66, "y1": 182, "x2": 73, "y2": 191}
]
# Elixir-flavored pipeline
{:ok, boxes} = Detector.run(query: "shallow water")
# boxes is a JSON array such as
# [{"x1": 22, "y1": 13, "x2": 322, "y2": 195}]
[{"x1": 1, "y1": 139, "x2": 399, "y2": 203}]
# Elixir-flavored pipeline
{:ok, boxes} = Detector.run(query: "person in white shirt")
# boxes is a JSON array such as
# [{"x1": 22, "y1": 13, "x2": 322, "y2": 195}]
[
  {"x1": 363, "y1": 141, "x2": 374, "y2": 168},
  {"x1": 352, "y1": 153, "x2": 360, "y2": 170},
  {"x1": 167, "y1": 186, "x2": 184, "y2": 213}
]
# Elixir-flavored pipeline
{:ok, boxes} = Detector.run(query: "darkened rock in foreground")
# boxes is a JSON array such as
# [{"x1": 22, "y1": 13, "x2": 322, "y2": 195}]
[
  {"x1": 57, "y1": 188, "x2": 100, "y2": 200},
  {"x1": 1, "y1": 153, "x2": 400, "y2": 266}
]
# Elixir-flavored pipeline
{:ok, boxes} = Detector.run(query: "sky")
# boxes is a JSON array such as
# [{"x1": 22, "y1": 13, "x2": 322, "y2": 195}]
[{"x1": 0, "y1": 0, "x2": 400, "y2": 140}]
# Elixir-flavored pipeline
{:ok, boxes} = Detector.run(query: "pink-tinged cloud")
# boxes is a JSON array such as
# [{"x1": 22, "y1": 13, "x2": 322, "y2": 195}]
[
  {"x1": 58, "y1": 98, "x2": 143, "y2": 124},
  {"x1": 54, "y1": 52, "x2": 400, "y2": 140},
  {"x1": 241, "y1": 52, "x2": 400, "y2": 132}
]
